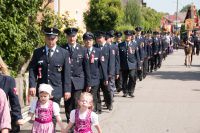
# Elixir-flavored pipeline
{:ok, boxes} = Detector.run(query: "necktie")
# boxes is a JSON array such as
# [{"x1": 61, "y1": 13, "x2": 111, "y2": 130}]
[
  {"x1": 47, "y1": 49, "x2": 53, "y2": 63},
  {"x1": 87, "y1": 49, "x2": 90, "y2": 56}
]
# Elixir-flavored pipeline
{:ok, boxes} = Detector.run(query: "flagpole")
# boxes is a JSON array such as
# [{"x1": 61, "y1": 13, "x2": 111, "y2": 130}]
[{"x1": 176, "y1": 0, "x2": 178, "y2": 32}]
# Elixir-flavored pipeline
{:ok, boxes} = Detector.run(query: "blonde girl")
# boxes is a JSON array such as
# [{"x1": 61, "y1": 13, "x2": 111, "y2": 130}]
[{"x1": 65, "y1": 92, "x2": 102, "y2": 133}]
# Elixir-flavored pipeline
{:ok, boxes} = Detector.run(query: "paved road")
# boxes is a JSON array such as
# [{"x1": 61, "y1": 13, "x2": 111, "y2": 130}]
[{"x1": 21, "y1": 49, "x2": 200, "y2": 133}]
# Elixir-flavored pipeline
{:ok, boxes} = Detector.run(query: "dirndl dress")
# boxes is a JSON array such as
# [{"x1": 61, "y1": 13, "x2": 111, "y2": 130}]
[
  {"x1": 32, "y1": 100, "x2": 54, "y2": 133},
  {"x1": 74, "y1": 109, "x2": 93, "y2": 133}
]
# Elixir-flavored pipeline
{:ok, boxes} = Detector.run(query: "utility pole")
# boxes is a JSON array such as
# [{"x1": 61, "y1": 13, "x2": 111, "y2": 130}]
[{"x1": 176, "y1": 0, "x2": 178, "y2": 32}]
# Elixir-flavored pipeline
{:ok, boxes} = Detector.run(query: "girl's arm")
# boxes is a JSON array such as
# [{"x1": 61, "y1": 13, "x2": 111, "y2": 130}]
[
  {"x1": 65, "y1": 122, "x2": 74, "y2": 133},
  {"x1": 1, "y1": 128, "x2": 9, "y2": 133},
  {"x1": 94, "y1": 124, "x2": 102, "y2": 133},
  {"x1": 56, "y1": 115, "x2": 65, "y2": 133}
]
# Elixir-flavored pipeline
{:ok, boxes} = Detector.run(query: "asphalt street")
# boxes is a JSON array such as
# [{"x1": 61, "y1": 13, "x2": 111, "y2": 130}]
[{"x1": 21, "y1": 49, "x2": 200, "y2": 133}]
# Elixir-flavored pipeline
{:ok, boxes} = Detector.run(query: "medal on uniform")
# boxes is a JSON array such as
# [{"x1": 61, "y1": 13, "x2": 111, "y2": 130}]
[
  {"x1": 57, "y1": 66, "x2": 62, "y2": 72},
  {"x1": 101, "y1": 56, "x2": 105, "y2": 62},
  {"x1": 86, "y1": 53, "x2": 89, "y2": 59},
  {"x1": 129, "y1": 46, "x2": 133, "y2": 54},
  {"x1": 38, "y1": 67, "x2": 42, "y2": 79},
  {"x1": 69, "y1": 57, "x2": 71, "y2": 64},
  {"x1": 90, "y1": 54, "x2": 94, "y2": 63},
  {"x1": 112, "y1": 50, "x2": 115, "y2": 55}
]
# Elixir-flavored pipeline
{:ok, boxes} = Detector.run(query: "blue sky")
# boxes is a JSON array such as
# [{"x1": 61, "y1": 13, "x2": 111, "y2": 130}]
[{"x1": 144, "y1": 0, "x2": 200, "y2": 14}]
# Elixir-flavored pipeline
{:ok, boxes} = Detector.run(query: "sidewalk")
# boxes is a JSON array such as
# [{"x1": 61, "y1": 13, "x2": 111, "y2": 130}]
[{"x1": 21, "y1": 49, "x2": 200, "y2": 133}]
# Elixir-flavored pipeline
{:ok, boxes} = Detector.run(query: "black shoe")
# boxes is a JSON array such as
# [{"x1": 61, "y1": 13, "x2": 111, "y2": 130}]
[
  {"x1": 108, "y1": 104, "x2": 113, "y2": 111},
  {"x1": 129, "y1": 93, "x2": 134, "y2": 97},
  {"x1": 117, "y1": 88, "x2": 122, "y2": 93},
  {"x1": 96, "y1": 110, "x2": 102, "y2": 114},
  {"x1": 123, "y1": 93, "x2": 127, "y2": 97}
]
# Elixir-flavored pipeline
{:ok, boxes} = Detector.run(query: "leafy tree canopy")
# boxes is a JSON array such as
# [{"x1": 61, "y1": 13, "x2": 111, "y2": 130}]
[
  {"x1": 0, "y1": 0, "x2": 77, "y2": 76},
  {"x1": 123, "y1": 0, "x2": 142, "y2": 27},
  {"x1": 84, "y1": 0, "x2": 124, "y2": 32}
]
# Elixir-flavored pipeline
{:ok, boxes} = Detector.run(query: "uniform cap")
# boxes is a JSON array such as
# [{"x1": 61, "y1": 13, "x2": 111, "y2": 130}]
[
  {"x1": 94, "y1": 31, "x2": 106, "y2": 38},
  {"x1": 39, "y1": 84, "x2": 54, "y2": 95},
  {"x1": 43, "y1": 27, "x2": 60, "y2": 37},
  {"x1": 135, "y1": 26, "x2": 143, "y2": 32},
  {"x1": 114, "y1": 31, "x2": 122, "y2": 37},
  {"x1": 64, "y1": 28, "x2": 78, "y2": 36},
  {"x1": 146, "y1": 30, "x2": 152, "y2": 34},
  {"x1": 83, "y1": 32, "x2": 94, "y2": 40},
  {"x1": 153, "y1": 31, "x2": 159, "y2": 35},
  {"x1": 141, "y1": 31, "x2": 146, "y2": 35},
  {"x1": 124, "y1": 30, "x2": 133, "y2": 36},
  {"x1": 106, "y1": 30, "x2": 115, "y2": 38}
]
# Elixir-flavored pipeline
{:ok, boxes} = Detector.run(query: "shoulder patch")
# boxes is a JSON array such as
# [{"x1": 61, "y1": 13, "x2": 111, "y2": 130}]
[{"x1": 13, "y1": 87, "x2": 18, "y2": 95}]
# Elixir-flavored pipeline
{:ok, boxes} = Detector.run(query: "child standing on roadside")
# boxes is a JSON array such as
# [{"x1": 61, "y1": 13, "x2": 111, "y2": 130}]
[
  {"x1": 65, "y1": 92, "x2": 102, "y2": 133},
  {"x1": 29, "y1": 84, "x2": 64, "y2": 133}
]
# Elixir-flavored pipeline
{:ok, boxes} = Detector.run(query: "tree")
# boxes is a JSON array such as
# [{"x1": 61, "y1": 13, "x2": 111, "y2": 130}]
[
  {"x1": 123, "y1": 0, "x2": 142, "y2": 27},
  {"x1": 180, "y1": 4, "x2": 191, "y2": 12},
  {"x1": 0, "y1": 0, "x2": 44, "y2": 76},
  {"x1": 141, "y1": 7, "x2": 163, "y2": 31},
  {"x1": 0, "y1": 0, "x2": 77, "y2": 76},
  {"x1": 84, "y1": 0, "x2": 124, "y2": 32}
]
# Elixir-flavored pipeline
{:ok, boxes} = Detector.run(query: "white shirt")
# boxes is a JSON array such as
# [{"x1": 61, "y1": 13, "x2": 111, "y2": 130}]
[
  {"x1": 70, "y1": 109, "x2": 99, "y2": 126},
  {"x1": 29, "y1": 99, "x2": 60, "y2": 117},
  {"x1": 87, "y1": 47, "x2": 93, "y2": 55},
  {"x1": 46, "y1": 45, "x2": 57, "y2": 56}
]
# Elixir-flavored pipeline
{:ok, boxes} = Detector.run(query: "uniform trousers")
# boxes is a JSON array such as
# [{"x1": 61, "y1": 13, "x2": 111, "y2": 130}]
[
  {"x1": 157, "y1": 53, "x2": 163, "y2": 68},
  {"x1": 64, "y1": 84, "x2": 82, "y2": 123},
  {"x1": 90, "y1": 85, "x2": 99, "y2": 112},
  {"x1": 115, "y1": 71, "x2": 122, "y2": 92},
  {"x1": 121, "y1": 69, "x2": 137, "y2": 95},
  {"x1": 108, "y1": 76, "x2": 116, "y2": 100},
  {"x1": 99, "y1": 79, "x2": 112, "y2": 109},
  {"x1": 143, "y1": 58, "x2": 148, "y2": 78}
]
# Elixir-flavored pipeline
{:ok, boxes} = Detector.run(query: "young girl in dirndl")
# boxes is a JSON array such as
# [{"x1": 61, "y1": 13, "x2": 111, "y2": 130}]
[
  {"x1": 65, "y1": 92, "x2": 102, "y2": 133},
  {"x1": 29, "y1": 84, "x2": 64, "y2": 133}
]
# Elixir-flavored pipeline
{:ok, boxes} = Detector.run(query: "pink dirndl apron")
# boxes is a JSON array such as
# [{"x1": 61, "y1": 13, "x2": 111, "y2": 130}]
[
  {"x1": 32, "y1": 100, "x2": 54, "y2": 133},
  {"x1": 74, "y1": 109, "x2": 93, "y2": 133}
]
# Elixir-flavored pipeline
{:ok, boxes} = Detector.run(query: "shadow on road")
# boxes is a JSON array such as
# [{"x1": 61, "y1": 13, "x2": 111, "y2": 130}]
[{"x1": 149, "y1": 71, "x2": 200, "y2": 81}]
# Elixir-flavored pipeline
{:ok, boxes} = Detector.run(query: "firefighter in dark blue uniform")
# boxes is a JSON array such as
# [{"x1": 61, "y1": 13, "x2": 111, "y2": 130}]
[
  {"x1": 0, "y1": 72, "x2": 23, "y2": 132},
  {"x1": 29, "y1": 27, "x2": 71, "y2": 103},
  {"x1": 94, "y1": 31, "x2": 114, "y2": 111},
  {"x1": 114, "y1": 31, "x2": 122, "y2": 92},
  {"x1": 151, "y1": 31, "x2": 160, "y2": 71},
  {"x1": 63, "y1": 28, "x2": 91, "y2": 121},
  {"x1": 83, "y1": 32, "x2": 108, "y2": 113},
  {"x1": 145, "y1": 30, "x2": 153, "y2": 73},
  {"x1": 135, "y1": 27, "x2": 146, "y2": 81},
  {"x1": 119, "y1": 30, "x2": 141, "y2": 97},
  {"x1": 157, "y1": 32, "x2": 163, "y2": 68},
  {"x1": 106, "y1": 30, "x2": 119, "y2": 102}
]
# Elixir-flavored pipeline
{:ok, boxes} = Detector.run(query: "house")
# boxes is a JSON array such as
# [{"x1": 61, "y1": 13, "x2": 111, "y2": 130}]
[
  {"x1": 161, "y1": 12, "x2": 187, "y2": 32},
  {"x1": 46, "y1": 0, "x2": 90, "y2": 31}
]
